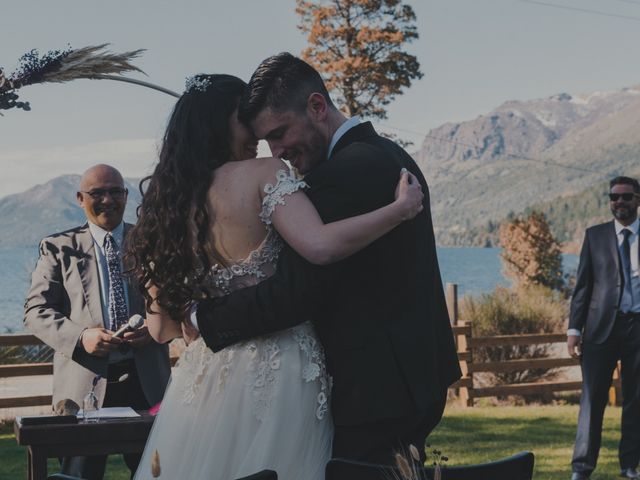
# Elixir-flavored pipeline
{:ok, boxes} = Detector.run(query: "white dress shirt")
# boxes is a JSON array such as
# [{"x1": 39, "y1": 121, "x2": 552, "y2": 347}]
[{"x1": 327, "y1": 116, "x2": 361, "y2": 159}]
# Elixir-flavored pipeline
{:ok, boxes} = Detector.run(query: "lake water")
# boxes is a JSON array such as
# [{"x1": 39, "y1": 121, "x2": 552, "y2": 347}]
[{"x1": 0, "y1": 246, "x2": 578, "y2": 333}]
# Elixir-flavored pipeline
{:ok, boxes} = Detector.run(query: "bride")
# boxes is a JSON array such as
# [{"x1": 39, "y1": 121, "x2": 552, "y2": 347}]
[{"x1": 127, "y1": 74, "x2": 423, "y2": 480}]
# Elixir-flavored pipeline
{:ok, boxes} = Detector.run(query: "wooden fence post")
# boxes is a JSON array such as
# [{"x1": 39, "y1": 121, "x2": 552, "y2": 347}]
[
  {"x1": 446, "y1": 283, "x2": 474, "y2": 407},
  {"x1": 446, "y1": 283, "x2": 458, "y2": 327}
]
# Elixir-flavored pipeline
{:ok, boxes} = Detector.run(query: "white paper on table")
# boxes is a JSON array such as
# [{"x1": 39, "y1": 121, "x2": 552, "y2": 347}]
[{"x1": 76, "y1": 407, "x2": 140, "y2": 418}]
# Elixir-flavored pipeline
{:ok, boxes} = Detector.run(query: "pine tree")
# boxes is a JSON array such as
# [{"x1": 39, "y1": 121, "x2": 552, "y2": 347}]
[
  {"x1": 296, "y1": 0, "x2": 423, "y2": 121},
  {"x1": 499, "y1": 211, "x2": 564, "y2": 291}
]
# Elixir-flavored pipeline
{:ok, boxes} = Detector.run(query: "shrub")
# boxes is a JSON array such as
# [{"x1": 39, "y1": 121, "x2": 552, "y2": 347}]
[{"x1": 461, "y1": 285, "x2": 567, "y2": 387}]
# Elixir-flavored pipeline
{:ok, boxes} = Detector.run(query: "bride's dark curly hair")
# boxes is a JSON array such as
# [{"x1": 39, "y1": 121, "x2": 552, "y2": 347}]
[{"x1": 126, "y1": 74, "x2": 247, "y2": 321}]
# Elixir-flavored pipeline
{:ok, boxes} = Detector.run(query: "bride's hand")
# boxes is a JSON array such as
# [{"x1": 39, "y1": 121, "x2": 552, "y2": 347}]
[{"x1": 394, "y1": 168, "x2": 424, "y2": 221}]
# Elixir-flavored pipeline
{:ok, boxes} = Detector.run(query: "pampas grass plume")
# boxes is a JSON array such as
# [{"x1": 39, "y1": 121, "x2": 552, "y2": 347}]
[
  {"x1": 394, "y1": 452, "x2": 413, "y2": 480},
  {"x1": 409, "y1": 444, "x2": 420, "y2": 462},
  {"x1": 151, "y1": 449, "x2": 161, "y2": 478}
]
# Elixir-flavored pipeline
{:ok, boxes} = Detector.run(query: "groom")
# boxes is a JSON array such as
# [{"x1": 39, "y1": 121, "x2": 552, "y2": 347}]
[{"x1": 194, "y1": 53, "x2": 461, "y2": 464}]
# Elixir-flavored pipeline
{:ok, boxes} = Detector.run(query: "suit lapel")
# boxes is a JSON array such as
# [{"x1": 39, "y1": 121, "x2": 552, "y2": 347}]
[{"x1": 76, "y1": 225, "x2": 104, "y2": 328}]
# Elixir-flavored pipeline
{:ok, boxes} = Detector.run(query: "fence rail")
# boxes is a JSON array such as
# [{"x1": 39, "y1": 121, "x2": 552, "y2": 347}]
[
  {"x1": 446, "y1": 284, "x2": 621, "y2": 407},
  {"x1": 0, "y1": 283, "x2": 620, "y2": 410},
  {"x1": 0, "y1": 334, "x2": 44, "y2": 347},
  {"x1": 0, "y1": 333, "x2": 181, "y2": 411}
]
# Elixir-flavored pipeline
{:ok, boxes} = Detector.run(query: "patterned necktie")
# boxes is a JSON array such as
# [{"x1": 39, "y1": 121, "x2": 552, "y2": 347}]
[
  {"x1": 104, "y1": 233, "x2": 128, "y2": 331},
  {"x1": 620, "y1": 228, "x2": 633, "y2": 313}
]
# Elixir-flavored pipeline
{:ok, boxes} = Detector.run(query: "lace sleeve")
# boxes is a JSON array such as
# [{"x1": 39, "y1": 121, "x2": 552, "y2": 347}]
[{"x1": 259, "y1": 168, "x2": 307, "y2": 225}]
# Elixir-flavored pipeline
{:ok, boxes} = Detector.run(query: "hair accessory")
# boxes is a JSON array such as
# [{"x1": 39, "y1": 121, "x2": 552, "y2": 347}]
[{"x1": 185, "y1": 75, "x2": 211, "y2": 94}]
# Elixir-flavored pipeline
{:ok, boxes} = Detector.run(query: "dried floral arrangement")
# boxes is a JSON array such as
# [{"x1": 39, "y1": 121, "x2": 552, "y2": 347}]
[
  {"x1": 0, "y1": 44, "x2": 178, "y2": 114},
  {"x1": 389, "y1": 444, "x2": 449, "y2": 480}
]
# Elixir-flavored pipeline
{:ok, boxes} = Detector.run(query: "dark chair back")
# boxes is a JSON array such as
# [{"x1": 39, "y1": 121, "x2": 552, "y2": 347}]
[
  {"x1": 431, "y1": 451, "x2": 534, "y2": 480},
  {"x1": 326, "y1": 451, "x2": 534, "y2": 480},
  {"x1": 235, "y1": 470, "x2": 278, "y2": 480}
]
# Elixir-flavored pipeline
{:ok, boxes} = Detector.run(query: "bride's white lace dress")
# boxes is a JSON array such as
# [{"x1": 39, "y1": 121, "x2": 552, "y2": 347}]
[{"x1": 134, "y1": 169, "x2": 333, "y2": 480}]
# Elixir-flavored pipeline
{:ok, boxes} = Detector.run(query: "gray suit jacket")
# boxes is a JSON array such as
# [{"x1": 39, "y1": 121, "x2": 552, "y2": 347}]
[
  {"x1": 24, "y1": 223, "x2": 170, "y2": 408},
  {"x1": 569, "y1": 221, "x2": 632, "y2": 344}
]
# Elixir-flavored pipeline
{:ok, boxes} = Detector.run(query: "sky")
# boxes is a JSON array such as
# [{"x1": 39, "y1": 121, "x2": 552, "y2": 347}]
[{"x1": 1, "y1": 0, "x2": 640, "y2": 197}]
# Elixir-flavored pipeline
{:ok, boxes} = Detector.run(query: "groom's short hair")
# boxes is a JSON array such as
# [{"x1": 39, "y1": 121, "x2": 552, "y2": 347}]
[{"x1": 238, "y1": 52, "x2": 335, "y2": 125}]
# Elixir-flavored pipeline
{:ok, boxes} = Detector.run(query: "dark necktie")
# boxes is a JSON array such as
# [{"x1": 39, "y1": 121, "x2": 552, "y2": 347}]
[
  {"x1": 104, "y1": 233, "x2": 128, "y2": 331},
  {"x1": 620, "y1": 228, "x2": 633, "y2": 313}
]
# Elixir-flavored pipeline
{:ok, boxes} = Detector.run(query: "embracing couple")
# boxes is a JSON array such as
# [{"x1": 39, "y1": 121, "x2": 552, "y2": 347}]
[{"x1": 128, "y1": 53, "x2": 461, "y2": 479}]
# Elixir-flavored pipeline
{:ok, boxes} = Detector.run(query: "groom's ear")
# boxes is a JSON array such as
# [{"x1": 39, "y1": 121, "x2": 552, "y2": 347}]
[{"x1": 306, "y1": 92, "x2": 329, "y2": 122}]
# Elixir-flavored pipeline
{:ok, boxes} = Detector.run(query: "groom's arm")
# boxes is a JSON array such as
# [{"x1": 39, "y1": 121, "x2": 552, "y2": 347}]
[
  {"x1": 196, "y1": 243, "x2": 338, "y2": 352},
  {"x1": 196, "y1": 144, "x2": 398, "y2": 352}
]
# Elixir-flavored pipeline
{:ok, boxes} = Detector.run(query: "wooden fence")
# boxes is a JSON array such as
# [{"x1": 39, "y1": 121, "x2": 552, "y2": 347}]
[
  {"x1": 0, "y1": 335, "x2": 180, "y2": 410},
  {"x1": 445, "y1": 283, "x2": 621, "y2": 407},
  {"x1": 0, "y1": 283, "x2": 621, "y2": 410}
]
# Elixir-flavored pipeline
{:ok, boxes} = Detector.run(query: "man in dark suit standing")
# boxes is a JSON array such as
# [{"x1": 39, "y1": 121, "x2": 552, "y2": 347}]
[
  {"x1": 25, "y1": 164, "x2": 171, "y2": 480},
  {"x1": 193, "y1": 53, "x2": 461, "y2": 465},
  {"x1": 569, "y1": 176, "x2": 640, "y2": 480}
]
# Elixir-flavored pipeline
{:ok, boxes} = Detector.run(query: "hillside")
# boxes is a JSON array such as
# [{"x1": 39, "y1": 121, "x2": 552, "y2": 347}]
[
  {"x1": 413, "y1": 86, "x2": 640, "y2": 246},
  {"x1": 447, "y1": 172, "x2": 640, "y2": 253}
]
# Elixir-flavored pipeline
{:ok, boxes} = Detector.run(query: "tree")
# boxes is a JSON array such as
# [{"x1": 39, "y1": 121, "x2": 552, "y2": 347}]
[
  {"x1": 499, "y1": 211, "x2": 564, "y2": 291},
  {"x1": 296, "y1": 0, "x2": 423, "y2": 121}
]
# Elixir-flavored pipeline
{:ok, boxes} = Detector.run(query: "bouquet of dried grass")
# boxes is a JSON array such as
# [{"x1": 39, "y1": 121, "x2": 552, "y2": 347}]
[
  {"x1": 0, "y1": 44, "x2": 178, "y2": 113},
  {"x1": 387, "y1": 444, "x2": 448, "y2": 480}
]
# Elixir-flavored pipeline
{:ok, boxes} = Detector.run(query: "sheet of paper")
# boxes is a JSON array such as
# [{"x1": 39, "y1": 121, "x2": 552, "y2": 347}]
[{"x1": 77, "y1": 407, "x2": 140, "y2": 418}]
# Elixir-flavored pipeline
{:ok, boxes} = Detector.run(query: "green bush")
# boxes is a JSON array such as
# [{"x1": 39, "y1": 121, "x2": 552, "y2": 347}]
[{"x1": 461, "y1": 285, "x2": 567, "y2": 387}]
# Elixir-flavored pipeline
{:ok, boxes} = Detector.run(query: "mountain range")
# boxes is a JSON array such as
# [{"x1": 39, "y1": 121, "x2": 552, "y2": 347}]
[
  {"x1": 2, "y1": 84, "x2": 640, "y2": 250},
  {"x1": 414, "y1": 85, "x2": 640, "y2": 247}
]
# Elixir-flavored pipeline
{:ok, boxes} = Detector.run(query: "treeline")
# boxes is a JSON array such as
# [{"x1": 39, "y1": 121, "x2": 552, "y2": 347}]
[{"x1": 437, "y1": 173, "x2": 639, "y2": 252}]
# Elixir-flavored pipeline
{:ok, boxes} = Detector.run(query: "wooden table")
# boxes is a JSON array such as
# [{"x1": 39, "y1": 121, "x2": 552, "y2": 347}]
[{"x1": 14, "y1": 413, "x2": 154, "y2": 480}]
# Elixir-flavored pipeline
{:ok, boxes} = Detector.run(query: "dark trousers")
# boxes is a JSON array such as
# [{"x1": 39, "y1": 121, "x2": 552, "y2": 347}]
[
  {"x1": 572, "y1": 314, "x2": 640, "y2": 475},
  {"x1": 61, "y1": 359, "x2": 150, "y2": 480},
  {"x1": 332, "y1": 388, "x2": 448, "y2": 465}
]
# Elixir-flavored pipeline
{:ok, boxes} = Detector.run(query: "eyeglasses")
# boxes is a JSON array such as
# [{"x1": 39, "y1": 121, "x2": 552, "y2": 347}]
[
  {"x1": 80, "y1": 188, "x2": 128, "y2": 200},
  {"x1": 608, "y1": 193, "x2": 638, "y2": 202}
]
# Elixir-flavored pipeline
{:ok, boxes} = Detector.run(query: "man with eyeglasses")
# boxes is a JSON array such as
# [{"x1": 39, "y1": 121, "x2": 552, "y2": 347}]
[
  {"x1": 569, "y1": 176, "x2": 640, "y2": 480},
  {"x1": 24, "y1": 164, "x2": 170, "y2": 480}
]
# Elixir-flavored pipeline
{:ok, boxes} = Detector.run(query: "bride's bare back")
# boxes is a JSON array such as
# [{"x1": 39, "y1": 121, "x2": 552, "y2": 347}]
[{"x1": 206, "y1": 158, "x2": 274, "y2": 262}]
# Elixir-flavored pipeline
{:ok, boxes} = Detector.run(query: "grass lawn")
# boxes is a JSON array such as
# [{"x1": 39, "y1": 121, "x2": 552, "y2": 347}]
[
  {"x1": 429, "y1": 404, "x2": 622, "y2": 480},
  {"x1": 0, "y1": 405, "x2": 624, "y2": 479}
]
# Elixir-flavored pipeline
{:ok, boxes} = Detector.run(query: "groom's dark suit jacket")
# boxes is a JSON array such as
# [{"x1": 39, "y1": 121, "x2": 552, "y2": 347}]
[
  {"x1": 197, "y1": 122, "x2": 461, "y2": 426},
  {"x1": 569, "y1": 221, "x2": 635, "y2": 343}
]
